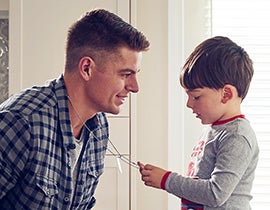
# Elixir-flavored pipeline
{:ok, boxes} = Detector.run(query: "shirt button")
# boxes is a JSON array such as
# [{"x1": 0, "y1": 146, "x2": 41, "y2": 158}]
[
  {"x1": 67, "y1": 144, "x2": 76, "y2": 150},
  {"x1": 46, "y1": 190, "x2": 50, "y2": 195},
  {"x1": 64, "y1": 196, "x2": 70, "y2": 202}
]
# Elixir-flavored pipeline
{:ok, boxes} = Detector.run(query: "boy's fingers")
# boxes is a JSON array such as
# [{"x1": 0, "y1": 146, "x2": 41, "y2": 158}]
[
  {"x1": 144, "y1": 164, "x2": 154, "y2": 170},
  {"x1": 137, "y1": 161, "x2": 144, "y2": 168},
  {"x1": 137, "y1": 161, "x2": 145, "y2": 173}
]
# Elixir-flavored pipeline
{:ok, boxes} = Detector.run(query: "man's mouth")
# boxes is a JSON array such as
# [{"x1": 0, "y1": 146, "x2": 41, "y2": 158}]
[{"x1": 117, "y1": 95, "x2": 128, "y2": 104}]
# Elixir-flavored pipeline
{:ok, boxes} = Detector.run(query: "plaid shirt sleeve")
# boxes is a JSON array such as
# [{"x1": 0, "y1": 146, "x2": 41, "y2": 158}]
[
  {"x1": 0, "y1": 76, "x2": 109, "y2": 209},
  {"x1": 0, "y1": 110, "x2": 31, "y2": 199}
]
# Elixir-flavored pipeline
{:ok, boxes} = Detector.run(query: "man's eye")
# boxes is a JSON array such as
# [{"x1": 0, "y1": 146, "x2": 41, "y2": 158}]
[
  {"x1": 121, "y1": 73, "x2": 131, "y2": 78},
  {"x1": 193, "y1": 96, "x2": 200, "y2": 100}
]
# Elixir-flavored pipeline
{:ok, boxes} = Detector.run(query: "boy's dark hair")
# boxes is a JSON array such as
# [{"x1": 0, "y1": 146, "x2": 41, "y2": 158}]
[
  {"x1": 180, "y1": 36, "x2": 254, "y2": 100},
  {"x1": 65, "y1": 9, "x2": 150, "y2": 70}
]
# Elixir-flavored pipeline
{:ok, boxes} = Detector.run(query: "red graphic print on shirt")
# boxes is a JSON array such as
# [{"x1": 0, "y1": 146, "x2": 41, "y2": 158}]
[
  {"x1": 181, "y1": 139, "x2": 206, "y2": 210},
  {"x1": 186, "y1": 140, "x2": 205, "y2": 177}
]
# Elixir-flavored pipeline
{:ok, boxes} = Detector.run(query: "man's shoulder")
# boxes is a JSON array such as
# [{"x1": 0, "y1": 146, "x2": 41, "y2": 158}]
[{"x1": 0, "y1": 78, "x2": 61, "y2": 115}]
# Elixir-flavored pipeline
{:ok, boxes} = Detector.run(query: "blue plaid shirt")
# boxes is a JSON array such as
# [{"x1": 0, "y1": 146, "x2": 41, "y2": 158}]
[{"x1": 0, "y1": 75, "x2": 109, "y2": 209}]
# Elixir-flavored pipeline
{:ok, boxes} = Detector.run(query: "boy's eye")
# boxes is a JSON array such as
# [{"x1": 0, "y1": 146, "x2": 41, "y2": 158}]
[{"x1": 193, "y1": 96, "x2": 200, "y2": 100}]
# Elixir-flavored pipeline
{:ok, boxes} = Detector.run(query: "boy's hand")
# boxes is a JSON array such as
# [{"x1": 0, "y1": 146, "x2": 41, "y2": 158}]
[{"x1": 137, "y1": 161, "x2": 167, "y2": 189}]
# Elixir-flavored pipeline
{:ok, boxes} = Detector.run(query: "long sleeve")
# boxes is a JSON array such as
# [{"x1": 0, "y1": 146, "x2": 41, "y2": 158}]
[
  {"x1": 0, "y1": 111, "x2": 31, "y2": 199},
  {"x1": 165, "y1": 119, "x2": 259, "y2": 209}
]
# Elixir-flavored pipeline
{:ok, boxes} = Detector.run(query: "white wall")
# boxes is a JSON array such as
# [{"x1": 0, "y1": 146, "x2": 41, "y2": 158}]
[
  {"x1": 135, "y1": 0, "x2": 208, "y2": 209},
  {"x1": 136, "y1": 0, "x2": 169, "y2": 209},
  {"x1": 0, "y1": 0, "x2": 8, "y2": 10}
]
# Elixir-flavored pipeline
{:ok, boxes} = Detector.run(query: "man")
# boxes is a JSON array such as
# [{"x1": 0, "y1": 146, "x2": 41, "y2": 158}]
[{"x1": 0, "y1": 9, "x2": 149, "y2": 209}]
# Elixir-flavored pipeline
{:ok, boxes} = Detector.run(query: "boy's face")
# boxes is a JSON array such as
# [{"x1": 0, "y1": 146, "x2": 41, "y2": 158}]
[{"x1": 185, "y1": 87, "x2": 226, "y2": 124}]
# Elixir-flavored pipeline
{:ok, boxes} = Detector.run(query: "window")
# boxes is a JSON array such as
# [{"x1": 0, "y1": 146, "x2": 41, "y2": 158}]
[
  {"x1": 211, "y1": 0, "x2": 270, "y2": 208},
  {"x1": 0, "y1": 11, "x2": 8, "y2": 103},
  {"x1": 168, "y1": 0, "x2": 268, "y2": 209}
]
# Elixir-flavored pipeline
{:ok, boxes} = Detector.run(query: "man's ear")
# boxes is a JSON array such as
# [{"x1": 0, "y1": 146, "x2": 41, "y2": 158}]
[
  {"x1": 221, "y1": 84, "x2": 233, "y2": 103},
  {"x1": 79, "y1": 56, "x2": 94, "y2": 80}
]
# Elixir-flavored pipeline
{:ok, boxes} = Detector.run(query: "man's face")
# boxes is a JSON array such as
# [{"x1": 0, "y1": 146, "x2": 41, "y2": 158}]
[{"x1": 86, "y1": 47, "x2": 142, "y2": 115}]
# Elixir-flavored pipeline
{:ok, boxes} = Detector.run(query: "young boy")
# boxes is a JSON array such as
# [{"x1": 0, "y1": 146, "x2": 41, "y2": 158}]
[{"x1": 138, "y1": 36, "x2": 259, "y2": 210}]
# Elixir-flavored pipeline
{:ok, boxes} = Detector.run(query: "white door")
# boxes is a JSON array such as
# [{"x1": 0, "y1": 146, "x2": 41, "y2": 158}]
[
  {"x1": 8, "y1": 1, "x2": 134, "y2": 210},
  {"x1": 9, "y1": 0, "x2": 130, "y2": 92}
]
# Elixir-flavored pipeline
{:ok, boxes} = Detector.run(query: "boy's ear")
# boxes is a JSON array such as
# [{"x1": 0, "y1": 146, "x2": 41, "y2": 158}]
[{"x1": 221, "y1": 85, "x2": 233, "y2": 103}]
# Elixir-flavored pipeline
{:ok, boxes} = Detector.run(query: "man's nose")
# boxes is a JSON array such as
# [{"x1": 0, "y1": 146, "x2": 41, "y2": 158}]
[{"x1": 126, "y1": 76, "x2": 139, "y2": 93}]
